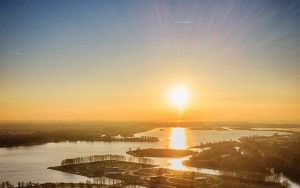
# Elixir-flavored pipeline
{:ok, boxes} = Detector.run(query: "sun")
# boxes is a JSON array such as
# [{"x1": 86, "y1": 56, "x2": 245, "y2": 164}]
[{"x1": 168, "y1": 85, "x2": 189, "y2": 111}]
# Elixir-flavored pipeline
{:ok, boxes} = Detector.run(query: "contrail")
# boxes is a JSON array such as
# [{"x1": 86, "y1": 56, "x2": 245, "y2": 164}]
[
  {"x1": 9, "y1": 51, "x2": 22, "y2": 56},
  {"x1": 175, "y1": 21, "x2": 191, "y2": 24}
]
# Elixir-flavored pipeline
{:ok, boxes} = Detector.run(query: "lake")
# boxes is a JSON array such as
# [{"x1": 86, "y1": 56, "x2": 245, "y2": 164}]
[{"x1": 0, "y1": 128, "x2": 289, "y2": 185}]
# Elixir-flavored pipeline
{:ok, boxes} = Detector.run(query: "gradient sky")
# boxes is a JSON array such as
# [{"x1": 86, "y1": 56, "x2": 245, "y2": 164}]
[{"x1": 0, "y1": 0, "x2": 300, "y2": 122}]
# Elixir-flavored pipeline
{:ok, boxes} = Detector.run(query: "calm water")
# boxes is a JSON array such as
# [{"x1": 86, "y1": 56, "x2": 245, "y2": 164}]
[{"x1": 0, "y1": 128, "x2": 288, "y2": 185}]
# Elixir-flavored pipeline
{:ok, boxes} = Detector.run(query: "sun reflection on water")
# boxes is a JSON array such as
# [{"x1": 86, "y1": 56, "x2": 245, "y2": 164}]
[
  {"x1": 169, "y1": 127, "x2": 187, "y2": 149},
  {"x1": 169, "y1": 158, "x2": 188, "y2": 171},
  {"x1": 168, "y1": 127, "x2": 188, "y2": 170}
]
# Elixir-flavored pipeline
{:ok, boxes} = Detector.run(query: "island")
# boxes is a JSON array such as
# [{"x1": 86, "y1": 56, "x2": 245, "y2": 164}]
[
  {"x1": 126, "y1": 148, "x2": 196, "y2": 158},
  {"x1": 48, "y1": 154, "x2": 285, "y2": 188}
]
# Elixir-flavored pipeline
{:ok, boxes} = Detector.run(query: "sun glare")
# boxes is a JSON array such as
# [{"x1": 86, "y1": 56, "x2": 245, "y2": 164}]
[{"x1": 168, "y1": 85, "x2": 189, "y2": 111}]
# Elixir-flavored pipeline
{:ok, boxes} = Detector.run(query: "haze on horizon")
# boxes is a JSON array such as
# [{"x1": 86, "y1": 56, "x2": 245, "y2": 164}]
[{"x1": 0, "y1": 0, "x2": 299, "y2": 123}]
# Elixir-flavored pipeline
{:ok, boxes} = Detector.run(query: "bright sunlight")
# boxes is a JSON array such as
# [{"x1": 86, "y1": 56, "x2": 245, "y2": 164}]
[{"x1": 168, "y1": 85, "x2": 189, "y2": 111}]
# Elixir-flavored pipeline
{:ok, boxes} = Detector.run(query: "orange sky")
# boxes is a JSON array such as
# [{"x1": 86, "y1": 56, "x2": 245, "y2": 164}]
[{"x1": 1, "y1": 1, "x2": 300, "y2": 123}]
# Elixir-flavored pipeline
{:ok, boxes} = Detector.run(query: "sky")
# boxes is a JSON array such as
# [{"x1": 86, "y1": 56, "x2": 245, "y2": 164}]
[{"x1": 0, "y1": 0, "x2": 300, "y2": 123}]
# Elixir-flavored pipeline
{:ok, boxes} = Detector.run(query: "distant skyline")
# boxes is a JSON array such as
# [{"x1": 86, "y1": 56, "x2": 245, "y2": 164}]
[{"x1": 0, "y1": 0, "x2": 300, "y2": 123}]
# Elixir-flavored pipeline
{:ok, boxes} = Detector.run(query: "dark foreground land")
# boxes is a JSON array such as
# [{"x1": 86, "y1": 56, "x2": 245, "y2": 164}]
[
  {"x1": 1, "y1": 183, "x2": 110, "y2": 188},
  {"x1": 48, "y1": 154, "x2": 285, "y2": 188},
  {"x1": 126, "y1": 148, "x2": 196, "y2": 158},
  {"x1": 184, "y1": 133, "x2": 300, "y2": 184},
  {"x1": 49, "y1": 160, "x2": 156, "y2": 178},
  {"x1": 21, "y1": 183, "x2": 109, "y2": 188},
  {"x1": 0, "y1": 182, "x2": 285, "y2": 188}
]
